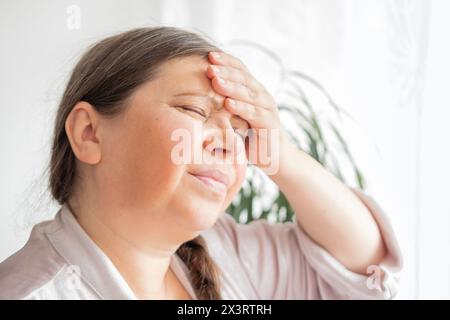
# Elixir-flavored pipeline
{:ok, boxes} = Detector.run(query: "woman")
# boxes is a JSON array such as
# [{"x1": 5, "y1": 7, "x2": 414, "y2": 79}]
[{"x1": 0, "y1": 27, "x2": 402, "y2": 300}]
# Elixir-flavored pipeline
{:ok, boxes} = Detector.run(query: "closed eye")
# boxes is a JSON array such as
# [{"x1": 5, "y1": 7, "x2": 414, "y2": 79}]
[
  {"x1": 177, "y1": 105, "x2": 207, "y2": 118},
  {"x1": 178, "y1": 105, "x2": 247, "y2": 140}
]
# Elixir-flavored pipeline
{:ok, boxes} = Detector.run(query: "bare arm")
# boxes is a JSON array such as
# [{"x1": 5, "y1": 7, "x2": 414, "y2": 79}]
[{"x1": 271, "y1": 134, "x2": 387, "y2": 274}]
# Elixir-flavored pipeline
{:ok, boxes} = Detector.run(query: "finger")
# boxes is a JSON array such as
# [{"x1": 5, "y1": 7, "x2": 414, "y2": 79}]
[
  {"x1": 212, "y1": 77, "x2": 263, "y2": 106},
  {"x1": 224, "y1": 97, "x2": 263, "y2": 126},
  {"x1": 208, "y1": 51, "x2": 249, "y2": 73},
  {"x1": 206, "y1": 64, "x2": 246, "y2": 84},
  {"x1": 206, "y1": 64, "x2": 265, "y2": 96},
  {"x1": 212, "y1": 76, "x2": 275, "y2": 109}
]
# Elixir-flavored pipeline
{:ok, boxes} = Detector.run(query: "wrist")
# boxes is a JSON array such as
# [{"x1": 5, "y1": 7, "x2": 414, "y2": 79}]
[{"x1": 269, "y1": 130, "x2": 299, "y2": 183}]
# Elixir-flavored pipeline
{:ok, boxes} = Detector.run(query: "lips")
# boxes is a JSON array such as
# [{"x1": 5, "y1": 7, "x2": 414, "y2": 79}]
[{"x1": 189, "y1": 169, "x2": 231, "y2": 194}]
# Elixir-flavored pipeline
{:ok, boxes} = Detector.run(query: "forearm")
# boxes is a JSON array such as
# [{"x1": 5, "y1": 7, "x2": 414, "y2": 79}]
[
  {"x1": 204, "y1": 50, "x2": 387, "y2": 275},
  {"x1": 271, "y1": 138, "x2": 387, "y2": 274}
]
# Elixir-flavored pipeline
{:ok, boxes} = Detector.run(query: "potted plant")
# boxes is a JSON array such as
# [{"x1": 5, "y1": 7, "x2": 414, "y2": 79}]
[{"x1": 224, "y1": 40, "x2": 366, "y2": 224}]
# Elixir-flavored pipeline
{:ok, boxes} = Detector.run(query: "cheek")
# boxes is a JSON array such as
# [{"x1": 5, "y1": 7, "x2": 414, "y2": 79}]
[
  {"x1": 233, "y1": 164, "x2": 247, "y2": 191},
  {"x1": 221, "y1": 163, "x2": 247, "y2": 212},
  {"x1": 100, "y1": 107, "x2": 191, "y2": 207}
]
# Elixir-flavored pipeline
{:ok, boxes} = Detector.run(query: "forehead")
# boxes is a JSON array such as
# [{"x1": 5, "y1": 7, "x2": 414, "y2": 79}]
[
  {"x1": 133, "y1": 55, "x2": 249, "y2": 128},
  {"x1": 155, "y1": 55, "x2": 218, "y2": 99}
]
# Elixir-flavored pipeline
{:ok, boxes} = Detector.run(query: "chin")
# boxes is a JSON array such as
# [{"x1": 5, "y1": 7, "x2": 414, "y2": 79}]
[
  {"x1": 173, "y1": 173, "x2": 226, "y2": 229},
  {"x1": 179, "y1": 200, "x2": 224, "y2": 232}
]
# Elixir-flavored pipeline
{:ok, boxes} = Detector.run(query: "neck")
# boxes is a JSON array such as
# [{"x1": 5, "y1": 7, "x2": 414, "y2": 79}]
[{"x1": 67, "y1": 199, "x2": 186, "y2": 299}]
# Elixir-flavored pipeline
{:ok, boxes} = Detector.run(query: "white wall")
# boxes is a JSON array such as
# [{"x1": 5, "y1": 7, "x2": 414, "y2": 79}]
[
  {"x1": 0, "y1": 0, "x2": 167, "y2": 262},
  {"x1": 0, "y1": 0, "x2": 448, "y2": 299},
  {"x1": 418, "y1": 0, "x2": 450, "y2": 299}
]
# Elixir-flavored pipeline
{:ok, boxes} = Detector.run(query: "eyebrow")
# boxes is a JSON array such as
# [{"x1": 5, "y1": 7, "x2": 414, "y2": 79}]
[
  {"x1": 173, "y1": 92, "x2": 213, "y2": 98},
  {"x1": 173, "y1": 92, "x2": 220, "y2": 110},
  {"x1": 172, "y1": 92, "x2": 249, "y2": 128}
]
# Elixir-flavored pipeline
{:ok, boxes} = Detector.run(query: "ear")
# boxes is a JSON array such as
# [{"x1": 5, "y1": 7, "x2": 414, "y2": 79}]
[{"x1": 65, "y1": 101, "x2": 102, "y2": 165}]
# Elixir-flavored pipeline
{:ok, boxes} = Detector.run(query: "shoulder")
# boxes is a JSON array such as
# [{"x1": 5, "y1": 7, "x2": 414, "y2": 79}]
[
  {"x1": 201, "y1": 211, "x2": 300, "y2": 262},
  {"x1": 200, "y1": 212, "x2": 304, "y2": 299},
  {"x1": 0, "y1": 218, "x2": 67, "y2": 299},
  {"x1": 201, "y1": 212, "x2": 240, "y2": 250}
]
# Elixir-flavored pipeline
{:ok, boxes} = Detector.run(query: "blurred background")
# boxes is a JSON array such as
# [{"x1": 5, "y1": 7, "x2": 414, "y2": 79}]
[{"x1": 0, "y1": 0, "x2": 449, "y2": 299}]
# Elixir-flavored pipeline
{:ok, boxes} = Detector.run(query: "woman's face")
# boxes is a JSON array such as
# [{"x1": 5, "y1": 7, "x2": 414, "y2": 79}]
[{"x1": 94, "y1": 55, "x2": 248, "y2": 241}]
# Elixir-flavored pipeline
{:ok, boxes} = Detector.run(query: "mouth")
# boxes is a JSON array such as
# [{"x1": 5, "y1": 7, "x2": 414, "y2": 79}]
[{"x1": 188, "y1": 169, "x2": 231, "y2": 195}]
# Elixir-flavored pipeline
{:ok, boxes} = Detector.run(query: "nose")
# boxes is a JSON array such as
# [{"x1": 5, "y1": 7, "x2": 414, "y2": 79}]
[{"x1": 202, "y1": 109, "x2": 239, "y2": 160}]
